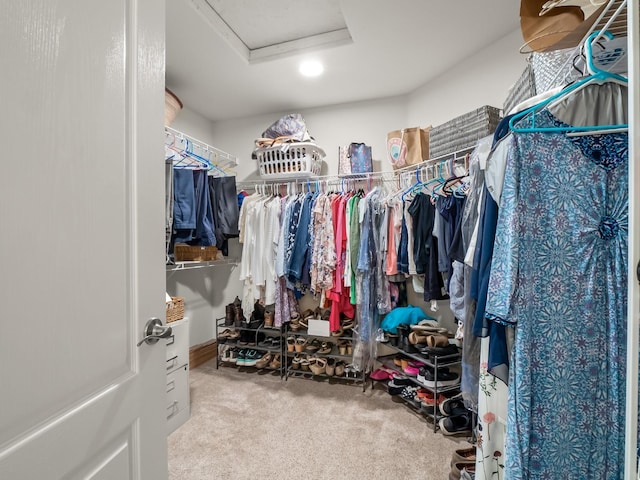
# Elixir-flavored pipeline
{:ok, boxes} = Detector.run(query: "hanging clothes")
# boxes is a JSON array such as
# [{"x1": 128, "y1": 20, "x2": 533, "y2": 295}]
[{"x1": 486, "y1": 109, "x2": 628, "y2": 480}]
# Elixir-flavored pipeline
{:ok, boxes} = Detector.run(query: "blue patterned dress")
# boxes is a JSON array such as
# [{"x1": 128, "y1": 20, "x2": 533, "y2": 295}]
[{"x1": 485, "y1": 110, "x2": 628, "y2": 480}]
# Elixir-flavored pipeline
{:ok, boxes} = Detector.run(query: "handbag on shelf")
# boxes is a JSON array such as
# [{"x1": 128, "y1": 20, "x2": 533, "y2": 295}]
[
  {"x1": 387, "y1": 126, "x2": 431, "y2": 169},
  {"x1": 338, "y1": 145, "x2": 352, "y2": 175},
  {"x1": 348, "y1": 142, "x2": 372, "y2": 174}
]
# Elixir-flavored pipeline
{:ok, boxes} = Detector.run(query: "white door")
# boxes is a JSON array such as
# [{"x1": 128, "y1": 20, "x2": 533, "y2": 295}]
[{"x1": 0, "y1": 1, "x2": 167, "y2": 479}]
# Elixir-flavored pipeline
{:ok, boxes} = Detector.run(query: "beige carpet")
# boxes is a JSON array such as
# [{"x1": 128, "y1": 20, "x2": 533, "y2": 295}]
[{"x1": 168, "y1": 360, "x2": 469, "y2": 480}]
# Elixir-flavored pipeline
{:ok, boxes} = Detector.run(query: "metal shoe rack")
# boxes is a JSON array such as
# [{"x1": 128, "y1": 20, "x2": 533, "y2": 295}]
[
  {"x1": 283, "y1": 324, "x2": 367, "y2": 392},
  {"x1": 375, "y1": 342, "x2": 462, "y2": 432},
  {"x1": 215, "y1": 317, "x2": 285, "y2": 376}
]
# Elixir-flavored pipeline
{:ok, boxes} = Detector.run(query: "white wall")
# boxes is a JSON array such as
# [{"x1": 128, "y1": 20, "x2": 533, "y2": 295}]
[
  {"x1": 211, "y1": 95, "x2": 408, "y2": 180},
  {"x1": 171, "y1": 29, "x2": 527, "y2": 347},
  {"x1": 408, "y1": 29, "x2": 528, "y2": 127},
  {"x1": 166, "y1": 107, "x2": 244, "y2": 347}
]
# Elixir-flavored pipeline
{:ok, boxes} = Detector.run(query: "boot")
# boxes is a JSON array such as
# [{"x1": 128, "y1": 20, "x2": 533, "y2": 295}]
[
  {"x1": 233, "y1": 305, "x2": 244, "y2": 327},
  {"x1": 264, "y1": 309, "x2": 274, "y2": 328},
  {"x1": 225, "y1": 303, "x2": 235, "y2": 326}
]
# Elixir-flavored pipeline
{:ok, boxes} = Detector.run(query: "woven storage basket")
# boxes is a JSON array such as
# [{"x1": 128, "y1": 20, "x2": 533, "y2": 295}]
[
  {"x1": 429, "y1": 106, "x2": 501, "y2": 159},
  {"x1": 503, "y1": 61, "x2": 537, "y2": 115},
  {"x1": 254, "y1": 142, "x2": 324, "y2": 179},
  {"x1": 166, "y1": 297, "x2": 185, "y2": 323},
  {"x1": 174, "y1": 244, "x2": 218, "y2": 262},
  {"x1": 165, "y1": 88, "x2": 183, "y2": 127}
]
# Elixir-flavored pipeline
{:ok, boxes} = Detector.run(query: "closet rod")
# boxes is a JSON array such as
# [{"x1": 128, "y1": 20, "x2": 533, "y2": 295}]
[{"x1": 165, "y1": 126, "x2": 238, "y2": 171}]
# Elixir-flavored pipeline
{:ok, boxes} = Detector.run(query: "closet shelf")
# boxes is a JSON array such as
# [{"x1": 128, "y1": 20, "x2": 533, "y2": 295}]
[
  {"x1": 166, "y1": 258, "x2": 240, "y2": 271},
  {"x1": 165, "y1": 126, "x2": 238, "y2": 174}
]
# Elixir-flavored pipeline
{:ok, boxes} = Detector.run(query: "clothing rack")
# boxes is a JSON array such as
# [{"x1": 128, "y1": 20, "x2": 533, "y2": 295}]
[
  {"x1": 236, "y1": 146, "x2": 472, "y2": 194},
  {"x1": 165, "y1": 126, "x2": 238, "y2": 176}
]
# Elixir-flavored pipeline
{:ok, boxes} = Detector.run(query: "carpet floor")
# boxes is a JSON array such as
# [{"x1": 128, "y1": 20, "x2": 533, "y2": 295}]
[{"x1": 168, "y1": 360, "x2": 469, "y2": 480}]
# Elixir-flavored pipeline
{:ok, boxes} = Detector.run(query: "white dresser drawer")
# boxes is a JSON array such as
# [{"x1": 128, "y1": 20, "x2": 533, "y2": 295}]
[
  {"x1": 166, "y1": 318, "x2": 189, "y2": 374},
  {"x1": 166, "y1": 364, "x2": 189, "y2": 434}
]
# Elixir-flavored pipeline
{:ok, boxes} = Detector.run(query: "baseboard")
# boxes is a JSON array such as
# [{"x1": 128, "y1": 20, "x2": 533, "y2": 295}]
[{"x1": 189, "y1": 339, "x2": 217, "y2": 369}]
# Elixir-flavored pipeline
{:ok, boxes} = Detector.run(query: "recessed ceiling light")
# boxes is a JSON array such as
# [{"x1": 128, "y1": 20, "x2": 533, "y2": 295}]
[{"x1": 299, "y1": 60, "x2": 324, "y2": 77}]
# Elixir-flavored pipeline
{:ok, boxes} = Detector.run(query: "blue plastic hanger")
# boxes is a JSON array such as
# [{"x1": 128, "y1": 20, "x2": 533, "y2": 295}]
[{"x1": 509, "y1": 31, "x2": 628, "y2": 135}]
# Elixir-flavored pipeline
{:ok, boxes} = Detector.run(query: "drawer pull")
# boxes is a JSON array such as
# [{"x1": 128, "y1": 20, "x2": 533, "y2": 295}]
[
  {"x1": 167, "y1": 400, "x2": 179, "y2": 419},
  {"x1": 166, "y1": 335, "x2": 175, "y2": 346},
  {"x1": 167, "y1": 380, "x2": 176, "y2": 393},
  {"x1": 166, "y1": 355, "x2": 178, "y2": 370}
]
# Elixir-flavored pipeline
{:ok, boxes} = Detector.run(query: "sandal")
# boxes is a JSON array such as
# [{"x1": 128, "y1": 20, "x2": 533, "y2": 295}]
[
  {"x1": 300, "y1": 355, "x2": 310, "y2": 371},
  {"x1": 325, "y1": 358, "x2": 336, "y2": 376},
  {"x1": 287, "y1": 336, "x2": 296, "y2": 352},
  {"x1": 334, "y1": 361, "x2": 345, "y2": 377},
  {"x1": 338, "y1": 340, "x2": 348, "y2": 355},
  {"x1": 346, "y1": 341, "x2": 353, "y2": 355},
  {"x1": 309, "y1": 357, "x2": 327, "y2": 375},
  {"x1": 305, "y1": 338, "x2": 321, "y2": 353},
  {"x1": 294, "y1": 337, "x2": 308, "y2": 353},
  {"x1": 331, "y1": 327, "x2": 344, "y2": 338},
  {"x1": 301, "y1": 309, "x2": 315, "y2": 321},
  {"x1": 291, "y1": 354, "x2": 302, "y2": 370},
  {"x1": 342, "y1": 319, "x2": 355, "y2": 330},
  {"x1": 318, "y1": 341, "x2": 333, "y2": 355}
]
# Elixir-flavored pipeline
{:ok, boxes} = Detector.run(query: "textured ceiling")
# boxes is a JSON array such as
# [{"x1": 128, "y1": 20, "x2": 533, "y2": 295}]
[{"x1": 166, "y1": 0, "x2": 522, "y2": 122}]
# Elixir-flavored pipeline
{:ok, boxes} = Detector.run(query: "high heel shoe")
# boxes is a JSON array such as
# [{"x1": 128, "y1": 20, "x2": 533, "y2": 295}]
[
  {"x1": 287, "y1": 336, "x2": 296, "y2": 353},
  {"x1": 325, "y1": 358, "x2": 336, "y2": 376},
  {"x1": 294, "y1": 337, "x2": 307, "y2": 353}
]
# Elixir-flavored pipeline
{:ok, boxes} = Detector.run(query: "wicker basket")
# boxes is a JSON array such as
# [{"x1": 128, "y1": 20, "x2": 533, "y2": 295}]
[
  {"x1": 166, "y1": 297, "x2": 185, "y2": 323},
  {"x1": 254, "y1": 142, "x2": 324, "y2": 179},
  {"x1": 165, "y1": 88, "x2": 183, "y2": 127},
  {"x1": 174, "y1": 244, "x2": 219, "y2": 262},
  {"x1": 429, "y1": 106, "x2": 502, "y2": 159}
]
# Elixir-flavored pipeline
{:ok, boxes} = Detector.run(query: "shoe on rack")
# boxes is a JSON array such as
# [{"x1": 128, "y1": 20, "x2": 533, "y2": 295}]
[
  {"x1": 309, "y1": 357, "x2": 327, "y2": 375},
  {"x1": 325, "y1": 358, "x2": 336, "y2": 376},
  {"x1": 399, "y1": 386, "x2": 421, "y2": 407},
  {"x1": 287, "y1": 336, "x2": 296, "y2": 352},
  {"x1": 243, "y1": 349, "x2": 261, "y2": 367},
  {"x1": 235, "y1": 349, "x2": 246, "y2": 366},
  {"x1": 439, "y1": 412, "x2": 472, "y2": 436},
  {"x1": 255, "y1": 352, "x2": 273, "y2": 369},
  {"x1": 420, "y1": 368, "x2": 460, "y2": 388},
  {"x1": 417, "y1": 365, "x2": 450, "y2": 384},
  {"x1": 263, "y1": 309, "x2": 274, "y2": 328},
  {"x1": 334, "y1": 361, "x2": 345, "y2": 377},
  {"x1": 440, "y1": 392, "x2": 466, "y2": 416},
  {"x1": 294, "y1": 337, "x2": 308, "y2": 353},
  {"x1": 419, "y1": 343, "x2": 459, "y2": 359},
  {"x1": 450, "y1": 447, "x2": 476, "y2": 467},
  {"x1": 426, "y1": 334, "x2": 450, "y2": 347},
  {"x1": 269, "y1": 353, "x2": 282, "y2": 370},
  {"x1": 225, "y1": 304, "x2": 235, "y2": 327}
]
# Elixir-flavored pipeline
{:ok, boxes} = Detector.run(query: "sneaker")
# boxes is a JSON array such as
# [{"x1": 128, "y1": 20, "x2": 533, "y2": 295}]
[
  {"x1": 440, "y1": 392, "x2": 466, "y2": 416},
  {"x1": 399, "y1": 386, "x2": 420, "y2": 406},
  {"x1": 388, "y1": 378, "x2": 415, "y2": 395},
  {"x1": 225, "y1": 348, "x2": 238, "y2": 364},
  {"x1": 439, "y1": 412, "x2": 472, "y2": 436},
  {"x1": 243, "y1": 349, "x2": 261, "y2": 367},
  {"x1": 236, "y1": 349, "x2": 246, "y2": 366},
  {"x1": 417, "y1": 365, "x2": 450, "y2": 384},
  {"x1": 420, "y1": 369, "x2": 460, "y2": 388}
]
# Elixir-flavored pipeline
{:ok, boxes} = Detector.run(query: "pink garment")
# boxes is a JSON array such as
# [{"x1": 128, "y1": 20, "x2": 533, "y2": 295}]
[{"x1": 386, "y1": 204, "x2": 398, "y2": 275}]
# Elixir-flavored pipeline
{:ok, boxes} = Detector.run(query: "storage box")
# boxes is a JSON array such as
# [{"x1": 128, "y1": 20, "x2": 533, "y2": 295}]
[
  {"x1": 166, "y1": 297, "x2": 185, "y2": 323},
  {"x1": 174, "y1": 244, "x2": 218, "y2": 262},
  {"x1": 254, "y1": 141, "x2": 324, "y2": 179},
  {"x1": 429, "y1": 106, "x2": 501, "y2": 158},
  {"x1": 307, "y1": 319, "x2": 330, "y2": 337}
]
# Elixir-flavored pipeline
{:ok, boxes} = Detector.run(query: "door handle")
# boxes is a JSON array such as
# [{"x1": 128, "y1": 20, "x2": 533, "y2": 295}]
[{"x1": 137, "y1": 318, "x2": 173, "y2": 346}]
